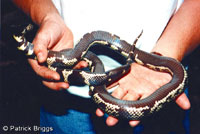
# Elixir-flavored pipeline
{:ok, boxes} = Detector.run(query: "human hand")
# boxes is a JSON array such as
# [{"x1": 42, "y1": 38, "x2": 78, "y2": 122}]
[
  {"x1": 96, "y1": 62, "x2": 191, "y2": 127},
  {"x1": 28, "y1": 14, "x2": 87, "y2": 90}
]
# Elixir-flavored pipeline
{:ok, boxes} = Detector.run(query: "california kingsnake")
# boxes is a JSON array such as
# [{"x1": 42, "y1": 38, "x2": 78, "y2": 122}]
[{"x1": 13, "y1": 24, "x2": 187, "y2": 120}]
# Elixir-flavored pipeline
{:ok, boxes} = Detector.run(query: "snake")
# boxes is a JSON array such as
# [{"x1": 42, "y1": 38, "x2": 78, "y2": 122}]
[{"x1": 13, "y1": 24, "x2": 187, "y2": 120}]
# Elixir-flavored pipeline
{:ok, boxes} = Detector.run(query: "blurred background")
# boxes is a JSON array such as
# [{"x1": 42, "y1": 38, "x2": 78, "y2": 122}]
[{"x1": 1, "y1": 0, "x2": 200, "y2": 133}]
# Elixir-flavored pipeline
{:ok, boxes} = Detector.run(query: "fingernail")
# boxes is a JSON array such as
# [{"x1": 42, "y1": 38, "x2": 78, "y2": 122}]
[
  {"x1": 129, "y1": 121, "x2": 140, "y2": 127},
  {"x1": 53, "y1": 74, "x2": 60, "y2": 81},
  {"x1": 62, "y1": 83, "x2": 69, "y2": 89},
  {"x1": 58, "y1": 84, "x2": 68, "y2": 91}
]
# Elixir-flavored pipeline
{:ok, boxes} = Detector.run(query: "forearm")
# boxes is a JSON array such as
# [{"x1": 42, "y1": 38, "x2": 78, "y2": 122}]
[
  {"x1": 152, "y1": 0, "x2": 200, "y2": 61},
  {"x1": 13, "y1": 0, "x2": 59, "y2": 25}
]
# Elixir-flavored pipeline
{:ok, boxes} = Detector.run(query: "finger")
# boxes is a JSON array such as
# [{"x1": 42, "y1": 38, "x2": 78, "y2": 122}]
[
  {"x1": 42, "y1": 81, "x2": 69, "y2": 90},
  {"x1": 28, "y1": 59, "x2": 60, "y2": 80},
  {"x1": 96, "y1": 86, "x2": 125, "y2": 118},
  {"x1": 105, "y1": 86, "x2": 134, "y2": 126},
  {"x1": 129, "y1": 120, "x2": 140, "y2": 127},
  {"x1": 122, "y1": 91, "x2": 141, "y2": 101},
  {"x1": 175, "y1": 93, "x2": 191, "y2": 110},
  {"x1": 111, "y1": 86, "x2": 127, "y2": 99},
  {"x1": 96, "y1": 109, "x2": 119, "y2": 126},
  {"x1": 96, "y1": 109, "x2": 104, "y2": 117},
  {"x1": 32, "y1": 31, "x2": 49, "y2": 63},
  {"x1": 122, "y1": 90, "x2": 141, "y2": 127},
  {"x1": 95, "y1": 86, "x2": 125, "y2": 126},
  {"x1": 74, "y1": 61, "x2": 88, "y2": 69},
  {"x1": 107, "y1": 81, "x2": 118, "y2": 89},
  {"x1": 106, "y1": 116, "x2": 119, "y2": 127}
]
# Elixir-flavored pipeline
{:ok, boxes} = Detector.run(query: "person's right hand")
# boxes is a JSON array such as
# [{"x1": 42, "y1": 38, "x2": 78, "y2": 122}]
[
  {"x1": 96, "y1": 62, "x2": 190, "y2": 127},
  {"x1": 28, "y1": 14, "x2": 87, "y2": 90}
]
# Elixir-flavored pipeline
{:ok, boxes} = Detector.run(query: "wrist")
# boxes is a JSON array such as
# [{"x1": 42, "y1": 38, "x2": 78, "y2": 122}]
[
  {"x1": 41, "y1": 13, "x2": 63, "y2": 26},
  {"x1": 151, "y1": 40, "x2": 184, "y2": 61},
  {"x1": 29, "y1": 0, "x2": 60, "y2": 25}
]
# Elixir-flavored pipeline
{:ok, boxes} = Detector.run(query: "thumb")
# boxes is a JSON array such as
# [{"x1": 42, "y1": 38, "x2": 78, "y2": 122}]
[
  {"x1": 175, "y1": 93, "x2": 191, "y2": 110},
  {"x1": 32, "y1": 31, "x2": 49, "y2": 63}
]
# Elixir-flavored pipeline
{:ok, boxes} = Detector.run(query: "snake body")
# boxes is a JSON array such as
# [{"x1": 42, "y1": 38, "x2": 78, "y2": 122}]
[{"x1": 13, "y1": 24, "x2": 187, "y2": 120}]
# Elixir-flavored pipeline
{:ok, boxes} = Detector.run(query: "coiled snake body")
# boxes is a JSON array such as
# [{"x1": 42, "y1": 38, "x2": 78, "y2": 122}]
[{"x1": 13, "y1": 24, "x2": 187, "y2": 120}]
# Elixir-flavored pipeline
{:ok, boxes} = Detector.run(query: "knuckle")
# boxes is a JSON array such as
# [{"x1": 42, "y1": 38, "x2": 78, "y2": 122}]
[
  {"x1": 43, "y1": 70, "x2": 53, "y2": 80},
  {"x1": 35, "y1": 67, "x2": 43, "y2": 77}
]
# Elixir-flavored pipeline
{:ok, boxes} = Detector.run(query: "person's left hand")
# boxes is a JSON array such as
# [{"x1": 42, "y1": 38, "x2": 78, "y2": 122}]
[{"x1": 96, "y1": 62, "x2": 190, "y2": 127}]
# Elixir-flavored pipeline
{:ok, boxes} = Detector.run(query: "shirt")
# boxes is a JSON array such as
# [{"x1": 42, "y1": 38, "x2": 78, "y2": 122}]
[{"x1": 52, "y1": 0, "x2": 183, "y2": 98}]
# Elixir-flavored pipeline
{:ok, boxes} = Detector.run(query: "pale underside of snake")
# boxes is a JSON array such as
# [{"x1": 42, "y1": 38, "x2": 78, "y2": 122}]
[{"x1": 13, "y1": 24, "x2": 187, "y2": 120}]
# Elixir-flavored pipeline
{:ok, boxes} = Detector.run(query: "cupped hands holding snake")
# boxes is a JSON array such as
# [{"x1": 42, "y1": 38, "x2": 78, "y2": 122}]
[
  {"x1": 13, "y1": 0, "x2": 200, "y2": 132},
  {"x1": 27, "y1": 16, "x2": 190, "y2": 127}
]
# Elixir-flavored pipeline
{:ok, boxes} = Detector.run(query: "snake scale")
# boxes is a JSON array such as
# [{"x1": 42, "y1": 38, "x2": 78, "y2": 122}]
[{"x1": 13, "y1": 24, "x2": 187, "y2": 120}]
